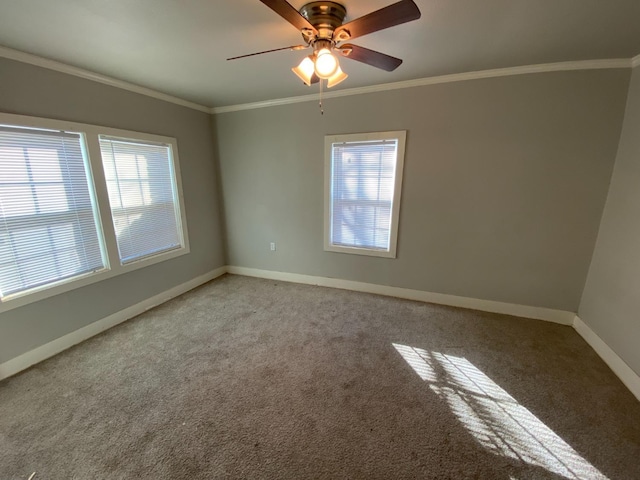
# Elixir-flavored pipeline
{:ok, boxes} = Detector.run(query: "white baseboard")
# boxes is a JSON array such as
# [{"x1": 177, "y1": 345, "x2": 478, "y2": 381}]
[
  {"x1": 573, "y1": 316, "x2": 640, "y2": 401},
  {"x1": 0, "y1": 266, "x2": 227, "y2": 381},
  {"x1": 226, "y1": 266, "x2": 575, "y2": 325}
]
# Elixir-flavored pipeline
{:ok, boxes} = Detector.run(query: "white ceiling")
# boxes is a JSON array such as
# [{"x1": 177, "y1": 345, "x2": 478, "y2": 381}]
[{"x1": 0, "y1": 0, "x2": 639, "y2": 108}]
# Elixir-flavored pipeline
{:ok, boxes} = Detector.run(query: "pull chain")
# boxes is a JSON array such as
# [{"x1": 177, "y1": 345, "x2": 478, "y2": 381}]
[{"x1": 319, "y1": 79, "x2": 324, "y2": 115}]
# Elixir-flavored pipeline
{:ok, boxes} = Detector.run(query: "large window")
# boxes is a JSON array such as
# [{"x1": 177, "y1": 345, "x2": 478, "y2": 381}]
[
  {"x1": 0, "y1": 113, "x2": 189, "y2": 311},
  {"x1": 324, "y1": 131, "x2": 406, "y2": 258}
]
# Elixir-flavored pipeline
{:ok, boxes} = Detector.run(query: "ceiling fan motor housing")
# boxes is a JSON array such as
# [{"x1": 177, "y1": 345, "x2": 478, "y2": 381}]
[{"x1": 299, "y1": 1, "x2": 347, "y2": 44}]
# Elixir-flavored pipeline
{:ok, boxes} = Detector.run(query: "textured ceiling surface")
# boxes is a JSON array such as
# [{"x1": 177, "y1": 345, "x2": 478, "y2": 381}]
[{"x1": 0, "y1": 0, "x2": 639, "y2": 107}]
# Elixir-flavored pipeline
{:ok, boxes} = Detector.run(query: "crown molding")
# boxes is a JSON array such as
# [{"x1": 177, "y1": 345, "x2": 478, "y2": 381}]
[
  {"x1": 211, "y1": 58, "x2": 632, "y2": 114},
  {"x1": 1, "y1": 44, "x2": 635, "y2": 116},
  {"x1": 0, "y1": 45, "x2": 210, "y2": 113}
]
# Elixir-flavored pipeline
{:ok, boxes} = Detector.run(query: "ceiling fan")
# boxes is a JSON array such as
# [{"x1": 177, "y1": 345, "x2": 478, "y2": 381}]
[{"x1": 227, "y1": 0, "x2": 421, "y2": 88}]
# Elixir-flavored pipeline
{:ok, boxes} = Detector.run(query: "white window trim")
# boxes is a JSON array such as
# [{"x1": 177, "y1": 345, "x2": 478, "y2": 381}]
[
  {"x1": 324, "y1": 130, "x2": 406, "y2": 259},
  {"x1": 0, "y1": 112, "x2": 190, "y2": 313}
]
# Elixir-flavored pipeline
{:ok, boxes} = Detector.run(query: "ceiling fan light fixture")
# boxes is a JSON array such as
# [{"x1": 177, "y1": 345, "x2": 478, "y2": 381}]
[
  {"x1": 314, "y1": 48, "x2": 339, "y2": 79},
  {"x1": 327, "y1": 66, "x2": 348, "y2": 88},
  {"x1": 232, "y1": 0, "x2": 422, "y2": 94},
  {"x1": 292, "y1": 56, "x2": 316, "y2": 86}
]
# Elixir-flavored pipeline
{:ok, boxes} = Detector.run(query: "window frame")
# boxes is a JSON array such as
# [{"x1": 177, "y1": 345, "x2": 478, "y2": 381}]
[
  {"x1": 98, "y1": 134, "x2": 187, "y2": 265},
  {"x1": 0, "y1": 112, "x2": 190, "y2": 313},
  {"x1": 324, "y1": 130, "x2": 406, "y2": 259}
]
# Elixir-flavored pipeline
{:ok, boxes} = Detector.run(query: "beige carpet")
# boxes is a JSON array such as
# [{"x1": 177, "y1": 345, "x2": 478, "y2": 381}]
[{"x1": 1, "y1": 274, "x2": 639, "y2": 479}]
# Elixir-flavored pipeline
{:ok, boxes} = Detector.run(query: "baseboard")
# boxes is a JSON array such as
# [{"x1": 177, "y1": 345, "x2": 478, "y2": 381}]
[
  {"x1": 0, "y1": 266, "x2": 227, "y2": 381},
  {"x1": 226, "y1": 266, "x2": 575, "y2": 325},
  {"x1": 573, "y1": 316, "x2": 640, "y2": 401}
]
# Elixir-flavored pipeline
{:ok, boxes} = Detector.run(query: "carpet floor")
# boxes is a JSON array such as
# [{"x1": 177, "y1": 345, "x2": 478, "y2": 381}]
[{"x1": 1, "y1": 274, "x2": 639, "y2": 479}]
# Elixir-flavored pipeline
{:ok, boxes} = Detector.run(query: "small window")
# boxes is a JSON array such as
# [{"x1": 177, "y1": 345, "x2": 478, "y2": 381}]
[
  {"x1": 0, "y1": 126, "x2": 105, "y2": 300},
  {"x1": 324, "y1": 131, "x2": 406, "y2": 258},
  {"x1": 99, "y1": 136, "x2": 185, "y2": 264}
]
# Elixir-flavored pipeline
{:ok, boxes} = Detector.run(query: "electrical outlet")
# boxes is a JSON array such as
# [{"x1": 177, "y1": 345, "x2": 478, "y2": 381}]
[{"x1": 270, "y1": 242, "x2": 276, "y2": 251}]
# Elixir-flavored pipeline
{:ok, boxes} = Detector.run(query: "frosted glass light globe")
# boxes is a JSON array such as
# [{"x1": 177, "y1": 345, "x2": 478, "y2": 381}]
[{"x1": 314, "y1": 48, "x2": 339, "y2": 79}]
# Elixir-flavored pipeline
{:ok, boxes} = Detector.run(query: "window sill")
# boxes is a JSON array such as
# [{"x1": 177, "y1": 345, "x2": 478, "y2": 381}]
[
  {"x1": 0, "y1": 246, "x2": 189, "y2": 314},
  {"x1": 324, "y1": 243, "x2": 397, "y2": 258}
]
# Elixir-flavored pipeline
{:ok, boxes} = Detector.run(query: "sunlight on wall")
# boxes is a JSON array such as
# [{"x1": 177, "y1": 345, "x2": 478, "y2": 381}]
[{"x1": 392, "y1": 344, "x2": 607, "y2": 480}]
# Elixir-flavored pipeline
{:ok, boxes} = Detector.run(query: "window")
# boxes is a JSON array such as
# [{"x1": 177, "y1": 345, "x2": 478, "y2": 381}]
[
  {"x1": 0, "y1": 113, "x2": 189, "y2": 311},
  {"x1": 0, "y1": 126, "x2": 105, "y2": 299},
  {"x1": 99, "y1": 136, "x2": 184, "y2": 264},
  {"x1": 324, "y1": 131, "x2": 406, "y2": 258}
]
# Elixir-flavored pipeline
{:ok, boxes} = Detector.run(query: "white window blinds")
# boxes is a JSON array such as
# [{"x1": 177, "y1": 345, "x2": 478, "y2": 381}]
[
  {"x1": 329, "y1": 139, "x2": 399, "y2": 251},
  {"x1": 0, "y1": 127, "x2": 105, "y2": 299},
  {"x1": 99, "y1": 136, "x2": 183, "y2": 264}
]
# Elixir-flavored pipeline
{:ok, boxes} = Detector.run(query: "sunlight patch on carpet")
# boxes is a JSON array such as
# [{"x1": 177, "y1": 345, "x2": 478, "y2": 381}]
[{"x1": 392, "y1": 343, "x2": 607, "y2": 480}]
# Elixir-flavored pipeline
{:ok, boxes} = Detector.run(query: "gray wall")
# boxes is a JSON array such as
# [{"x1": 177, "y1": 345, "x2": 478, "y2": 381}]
[
  {"x1": 215, "y1": 69, "x2": 629, "y2": 312},
  {"x1": 0, "y1": 58, "x2": 226, "y2": 363},
  {"x1": 579, "y1": 67, "x2": 640, "y2": 375},
  {"x1": 0, "y1": 58, "x2": 634, "y2": 371}
]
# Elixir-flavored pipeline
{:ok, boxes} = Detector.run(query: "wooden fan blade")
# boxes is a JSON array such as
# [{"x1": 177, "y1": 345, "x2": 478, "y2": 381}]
[
  {"x1": 334, "y1": 0, "x2": 420, "y2": 41},
  {"x1": 227, "y1": 45, "x2": 308, "y2": 61},
  {"x1": 338, "y1": 44, "x2": 403, "y2": 71},
  {"x1": 260, "y1": 0, "x2": 318, "y2": 34}
]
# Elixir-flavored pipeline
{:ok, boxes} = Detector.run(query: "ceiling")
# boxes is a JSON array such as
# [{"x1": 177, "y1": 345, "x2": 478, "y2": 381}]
[{"x1": 0, "y1": 0, "x2": 639, "y2": 108}]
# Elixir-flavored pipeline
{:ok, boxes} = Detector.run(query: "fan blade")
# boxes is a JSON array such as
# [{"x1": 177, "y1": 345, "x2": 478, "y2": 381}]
[
  {"x1": 338, "y1": 44, "x2": 403, "y2": 71},
  {"x1": 227, "y1": 45, "x2": 307, "y2": 61},
  {"x1": 260, "y1": 0, "x2": 318, "y2": 34},
  {"x1": 334, "y1": 0, "x2": 421, "y2": 41}
]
